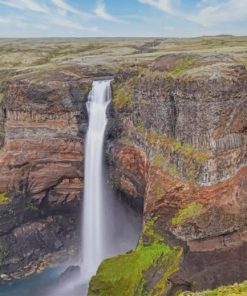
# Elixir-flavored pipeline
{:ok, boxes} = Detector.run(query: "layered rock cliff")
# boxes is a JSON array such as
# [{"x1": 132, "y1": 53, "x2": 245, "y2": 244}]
[
  {"x1": 90, "y1": 54, "x2": 247, "y2": 295},
  {"x1": 0, "y1": 37, "x2": 246, "y2": 296},
  {"x1": 0, "y1": 68, "x2": 91, "y2": 279}
]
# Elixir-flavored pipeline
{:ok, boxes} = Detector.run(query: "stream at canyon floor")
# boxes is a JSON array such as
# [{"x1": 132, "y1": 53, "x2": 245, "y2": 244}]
[{"x1": 0, "y1": 268, "x2": 61, "y2": 296}]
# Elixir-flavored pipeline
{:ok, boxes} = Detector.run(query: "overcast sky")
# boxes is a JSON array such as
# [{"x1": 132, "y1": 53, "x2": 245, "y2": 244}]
[{"x1": 0, "y1": 0, "x2": 246, "y2": 37}]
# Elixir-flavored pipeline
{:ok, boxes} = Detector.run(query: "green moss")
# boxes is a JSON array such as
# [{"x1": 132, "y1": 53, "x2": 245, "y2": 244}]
[
  {"x1": 144, "y1": 130, "x2": 210, "y2": 166},
  {"x1": 183, "y1": 144, "x2": 194, "y2": 155},
  {"x1": 112, "y1": 77, "x2": 138, "y2": 110},
  {"x1": 89, "y1": 242, "x2": 181, "y2": 296},
  {"x1": 152, "y1": 154, "x2": 166, "y2": 168},
  {"x1": 180, "y1": 145, "x2": 210, "y2": 165},
  {"x1": 89, "y1": 218, "x2": 183, "y2": 296},
  {"x1": 142, "y1": 217, "x2": 161, "y2": 242},
  {"x1": 82, "y1": 83, "x2": 92, "y2": 94},
  {"x1": 112, "y1": 85, "x2": 132, "y2": 109},
  {"x1": 170, "y1": 57, "x2": 195, "y2": 77},
  {"x1": 0, "y1": 193, "x2": 10, "y2": 204},
  {"x1": 0, "y1": 93, "x2": 4, "y2": 104},
  {"x1": 171, "y1": 202, "x2": 204, "y2": 225},
  {"x1": 167, "y1": 163, "x2": 177, "y2": 176},
  {"x1": 175, "y1": 140, "x2": 182, "y2": 151},
  {"x1": 180, "y1": 280, "x2": 247, "y2": 296}
]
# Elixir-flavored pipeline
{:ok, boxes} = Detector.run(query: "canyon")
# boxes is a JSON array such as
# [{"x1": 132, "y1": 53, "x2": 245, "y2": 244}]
[{"x1": 0, "y1": 37, "x2": 246, "y2": 295}]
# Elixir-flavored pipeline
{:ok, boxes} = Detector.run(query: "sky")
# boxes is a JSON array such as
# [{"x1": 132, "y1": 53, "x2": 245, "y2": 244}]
[{"x1": 0, "y1": 0, "x2": 246, "y2": 38}]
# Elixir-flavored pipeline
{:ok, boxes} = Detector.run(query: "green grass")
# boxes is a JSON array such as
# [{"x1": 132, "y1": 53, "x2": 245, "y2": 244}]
[
  {"x1": 180, "y1": 145, "x2": 209, "y2": 164},
  {"x1": 170, "y1": 57, "x2": 195, "y2": 77},
  {"x1": 112, "y1": 85, "x2": 132, "y2": 109},
  {"x1": 171, "y1": 202, "x2": 204, "y2": 225},
  {"x1": 0, "y1": 193, "x2": 10, "y2": 204},
  {"x1": 89, "y1": 218, "x2": 183, "y2": 296},
  {"x1": 181, "y1": 280, "x2": 247, "y2": 296},
  {"x1": 175, "y1": 140, "x2": 183, "y2": 151}
]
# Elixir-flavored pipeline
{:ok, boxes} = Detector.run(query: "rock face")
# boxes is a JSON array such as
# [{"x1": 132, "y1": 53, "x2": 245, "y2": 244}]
[
  {"x1": 0, "y1": 46, "x2": 246, "y2": 296},
  {"x1": 0, "y1": 69, "x2": 91, "y2": 278},
  {"x1": 103, "y1": 58, "x2": 247, "y2": 294}
]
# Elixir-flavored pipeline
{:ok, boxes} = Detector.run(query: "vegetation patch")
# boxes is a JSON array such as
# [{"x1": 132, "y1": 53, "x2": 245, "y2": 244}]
[
  {"x1": 112, "y1": 76, "x2": 138, "y2": 110},
  {"x1": 89, "y1": 218, "x2": 182, "y2": 296},
  {"x1": 152, "y1": 153, "x2": 167, "y2": 168},
  {"x1": 127, "y1": 127, "x2": 210, "y2": 181},
  {"x1": 167, "y1": 163, "x2": 177, "y2": 176},
  {"x1": 180, "y1": 280, "x2": 247, "y2": 296},
  {"x1": 138, "y1": 67, "x2": 163, "y2": 80},
  {"x1": 181, "y1": 144, "x2": 210, "y2": 165},
  {"x1": 112, "y1": 84, "x2": 133, "y2": 110},
  {"x1": 0, "y1": 93, "x2": 4, "y2": 104},
  {"x1": 83, "y1": 83, "x2": 92, "y2": 94},
  {"x1": 169, "y1": 57, "x2": 195, "y2": 77},
  {"x1": 171, "y1": 202, "x2": 204, "y2": 226},
  {"x1": 144, "y1": 130, "x2": 210, "y2": 166},
  {"x1": 0, "y1": 193, "x2": 10, "y2": 205}
]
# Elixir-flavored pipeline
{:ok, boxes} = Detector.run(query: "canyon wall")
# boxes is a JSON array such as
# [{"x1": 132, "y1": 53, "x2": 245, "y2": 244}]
[
  {"x1": 0, "y1": 50, "x2": 246, "y2": 295},
  {"x1": 90, "y1": 58, "x2": 247, "y2": 295},
  {"x1": 0, "y1": 69, "x2": 90, "y2": 279}
]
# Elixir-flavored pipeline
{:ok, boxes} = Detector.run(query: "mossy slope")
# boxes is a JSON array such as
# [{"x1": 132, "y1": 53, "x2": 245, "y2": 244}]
[
  {"x1": 88, "y1": 219, "x2": 182, "y2": 296},
  {"x1": 180, "y1": 280, "x2": 247, "y2": 296},
  {"x1": 171, "y1": 202, "x2": 204, "y2": 225}
]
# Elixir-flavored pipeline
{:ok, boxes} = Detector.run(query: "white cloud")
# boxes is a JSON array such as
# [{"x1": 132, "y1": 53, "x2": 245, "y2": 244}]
[
  {"x1": 189, "y1": 0, "x2": 247, "y2": 27},
  {"x1": 0, "y1": 15, "x2": 29, "y2": 27},
  {"x1": 95, "y1": 0, "x2": 122, "y2": 22},
  {"x1": 138, "y1": 0, "x2": 175, "y2": 14},
  {"x1": 0, "y1": 17, "x2": 12, "y2": 24},
  {"x1": 0, "y1": 0, "x2": 48, "y2": 13},
  {"x1": 138, "y1": 0, "x2": 247, "y2": 29},
  {"x1": 50, "y1": 16, "x2": 97, "y2": 31},
  {"x1": 51, "y1": 0, "x2": 92, "y2": 18},
  {"x1": 34, "y1": 24, "x2": 48, "y2": 30}
]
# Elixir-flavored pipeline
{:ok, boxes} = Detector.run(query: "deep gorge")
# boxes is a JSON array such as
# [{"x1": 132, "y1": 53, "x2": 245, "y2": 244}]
[{"x1": 0, "y1": 38, "x2": 246, "y2": 296}]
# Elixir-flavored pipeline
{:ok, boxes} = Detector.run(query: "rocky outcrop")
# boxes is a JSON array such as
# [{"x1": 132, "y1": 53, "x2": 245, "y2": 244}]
[
  {"x1": 0, "y1": 69, "x2": 91, "y2": 278},
  {"x1": 99, "y1": 57, "x2": 247, "y2": 294}
]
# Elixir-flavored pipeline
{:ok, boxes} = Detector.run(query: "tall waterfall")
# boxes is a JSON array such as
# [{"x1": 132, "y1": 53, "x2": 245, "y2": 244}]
[
  {"x1": 38, "y1": 80, "x2": 140, "y2": 296},
  {"x1": 81, "y1": 80, "x2": 111, "y2": 281}
]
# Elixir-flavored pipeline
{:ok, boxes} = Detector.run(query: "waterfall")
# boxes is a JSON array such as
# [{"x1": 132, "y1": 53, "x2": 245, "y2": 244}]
[
  {"x1": 81, "y1": 80, "x2": 111, "y2": 281},
  {"x1": 40, "y1": 80, "x2": 140, "y2": 296}
]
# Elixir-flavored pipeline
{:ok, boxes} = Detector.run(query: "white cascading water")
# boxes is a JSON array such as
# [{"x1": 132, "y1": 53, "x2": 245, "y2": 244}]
[
  {"x1": 81, "y1": 80, "x2": 111, "y2": 281},
  {"x1": 47, "y1": 80, "x2": 140, "y2": 296}
]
